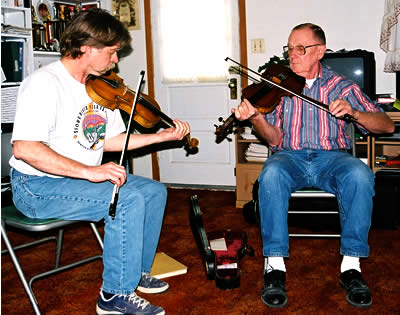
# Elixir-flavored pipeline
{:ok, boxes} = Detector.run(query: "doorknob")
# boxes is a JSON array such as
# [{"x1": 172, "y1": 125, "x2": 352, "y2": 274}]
[{"x1": 228, "y1": 78, "x2": 237, "y2": 99}]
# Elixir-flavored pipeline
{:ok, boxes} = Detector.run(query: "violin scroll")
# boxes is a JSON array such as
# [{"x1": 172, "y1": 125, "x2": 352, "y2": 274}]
[
  {"x1": 214, "y1": 114, "x2": 238, "y2": 143},
  {"x1": 184, "y1": 136, "x2": 200, "y2": 156}
]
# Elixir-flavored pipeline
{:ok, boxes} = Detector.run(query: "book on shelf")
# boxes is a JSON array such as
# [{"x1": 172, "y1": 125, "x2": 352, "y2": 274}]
[
  {"x1": 1, "y1": 40, "x2": 24, "y2": 82},
  {"x1": 247, "y1": 143, "x2": 268, "y2": 153},
  {"x1": 245, "y1": 142, "x2": 268, "y2": 162},
  {"x1": 376, "y1": 97, "x2": 395, "y2": 104},
  {"x1": 241, "y1": 126, "x2": 257, "y2": 140},
  {"x1": 386, "y1": 155, "x2": 400, "y2": 166},
  {"x1": 150, "y1": 252, "x2": 188, "y2": 279},
  {"x1": 1, "y1": 85, "x2": 19, "y2": 123}
]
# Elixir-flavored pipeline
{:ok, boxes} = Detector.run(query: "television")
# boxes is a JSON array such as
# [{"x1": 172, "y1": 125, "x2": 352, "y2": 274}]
[{"x1": 321, "y1": 49, "x2": 376, "y2": 100}]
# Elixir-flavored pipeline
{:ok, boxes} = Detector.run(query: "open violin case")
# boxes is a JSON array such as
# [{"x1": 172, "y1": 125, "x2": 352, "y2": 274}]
[{"x1": 189, "y1": 195, "x2": 254, "y2": 290}]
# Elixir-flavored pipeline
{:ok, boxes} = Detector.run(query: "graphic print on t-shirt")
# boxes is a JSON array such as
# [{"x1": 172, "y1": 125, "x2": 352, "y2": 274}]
[{"x1": 73, "y1": 102, "x2": 107, "y2": 151}]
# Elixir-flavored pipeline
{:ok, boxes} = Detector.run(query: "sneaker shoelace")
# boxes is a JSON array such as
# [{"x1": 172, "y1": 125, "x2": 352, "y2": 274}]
[
  {"x1": 120, "y1": 292, "x2": 150, "y2": 310},
  {"x1": 142, "y1": 273, "x2": 154, "y2": 283}
]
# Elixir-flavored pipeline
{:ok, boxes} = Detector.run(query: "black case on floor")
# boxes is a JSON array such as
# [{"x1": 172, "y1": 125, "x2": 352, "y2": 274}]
[{"x1": 189, "y1": 195, "x2": 254, "y2": 289}]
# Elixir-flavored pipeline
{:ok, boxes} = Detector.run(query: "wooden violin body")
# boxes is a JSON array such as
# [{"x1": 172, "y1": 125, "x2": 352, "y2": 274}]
[
  {"x1": 242, "y1": 63, "x2": 305, "y2": 114},
  {"x1": 85, "y1": 71, "x2": 199, "y2": 155},
  {"x1": 215, "y1": 63, "x2": 305, "y2": 143},
  {"x1": 86, "y1": 72, "x2": 161, "y2": 128}
]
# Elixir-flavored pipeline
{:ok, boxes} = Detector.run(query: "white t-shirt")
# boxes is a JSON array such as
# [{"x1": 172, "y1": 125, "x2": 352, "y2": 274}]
[{"x1": 9, "y1": 60, "x2": 126, "y2": 177}]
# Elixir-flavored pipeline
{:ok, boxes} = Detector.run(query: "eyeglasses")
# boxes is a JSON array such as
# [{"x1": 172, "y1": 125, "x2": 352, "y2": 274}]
[{"x1": 282, "y1": 44, "x2": 322, "y2": 55}]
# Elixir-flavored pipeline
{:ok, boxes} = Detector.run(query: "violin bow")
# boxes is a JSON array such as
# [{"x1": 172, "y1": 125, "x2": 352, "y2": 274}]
[
  {"x1": 109, "y1": 70, "x2": 146, "y2": 219},
  {"x1": 225, "y1": 57, "x2": 356, "y2": 121}
]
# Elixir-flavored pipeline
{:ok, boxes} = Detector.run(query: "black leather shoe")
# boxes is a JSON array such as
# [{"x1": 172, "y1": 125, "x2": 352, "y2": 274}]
[
  {"x1": 261, "y1": 270, "x2": 287, "y2": 308},
  {"x1": 340, "y1": 269, "x2": 372, "y2": 308}
]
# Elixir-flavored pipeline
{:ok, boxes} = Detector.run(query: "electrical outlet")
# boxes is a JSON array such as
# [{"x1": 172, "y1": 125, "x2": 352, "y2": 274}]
[{"x1": 251, "y1": 38, "x2": 265, "y2": 53}]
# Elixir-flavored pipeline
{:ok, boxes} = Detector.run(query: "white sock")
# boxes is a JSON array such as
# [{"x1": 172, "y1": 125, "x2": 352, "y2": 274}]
[
  {"x1": 341, "y1": 256, "x2": 361, "y2": 273},
  {"x1": 264, "y1": 257, "x2": 286, "y2": 273}
]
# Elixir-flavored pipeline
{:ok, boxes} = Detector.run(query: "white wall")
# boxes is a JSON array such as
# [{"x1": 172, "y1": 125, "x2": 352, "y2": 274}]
[{"x1": 245, "y1": 0, "x2": 395, "y2": 97}]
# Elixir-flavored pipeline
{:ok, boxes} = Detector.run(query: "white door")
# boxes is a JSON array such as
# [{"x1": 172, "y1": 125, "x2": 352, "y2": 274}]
[{"x1": 151, "y1": 0, "x2": 240, "y2": 186}]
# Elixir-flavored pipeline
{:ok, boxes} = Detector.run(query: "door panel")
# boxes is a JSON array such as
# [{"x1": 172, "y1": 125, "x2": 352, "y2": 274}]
[{"x1": 152, "y1": 1, "x2": 240, "y2": 186}]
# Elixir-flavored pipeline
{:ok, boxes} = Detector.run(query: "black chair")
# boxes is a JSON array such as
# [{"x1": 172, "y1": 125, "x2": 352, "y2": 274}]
[
  {"x1": 1, "y1": 205, "x2": 104, "y2": 315},
  {"x1": 243, "y1": 124, "x2": 358, "y2": 238}
]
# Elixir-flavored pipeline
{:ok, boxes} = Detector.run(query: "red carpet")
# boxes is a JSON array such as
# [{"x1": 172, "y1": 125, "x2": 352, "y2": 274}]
[{"x1": 2, "y1": 188, "x2": 400, "y2": 314}]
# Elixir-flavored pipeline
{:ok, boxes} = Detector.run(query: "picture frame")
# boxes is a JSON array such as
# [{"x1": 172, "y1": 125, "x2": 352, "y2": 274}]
[
  {"x1": 32, "y1": 0, "x2": 54, "y2": 24},
  {"x1": 112, "y1": 0, "x2": 139, "y2": 30}
]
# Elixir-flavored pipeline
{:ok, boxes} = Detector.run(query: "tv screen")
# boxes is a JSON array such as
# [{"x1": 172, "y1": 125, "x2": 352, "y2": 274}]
[{"x1": 321, "y1": 49, "x2": 376, "y2": 100}]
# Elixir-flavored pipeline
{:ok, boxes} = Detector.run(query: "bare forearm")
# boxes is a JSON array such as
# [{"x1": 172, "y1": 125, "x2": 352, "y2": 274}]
[
  {"x1": 13, "y1": 140, "x2": 127, "y2": 186},
  {"x1": 233, "y1": 99, "x2": 282, "y2": 146},
  {"x1": 104, "y1": 120, "x2": 190, "y2": 152},
  {"x1": 354, "y1": 111, "x2": 395, "y2": 134},
  {"x1": 329, "y1": 100, "x2": 395, "y2": 134},
  {"x1": 13, "y1": 140, "x2": 91, "y2": 178},
  {"x1": 249, "y1": 112, "x2": 282, "y2": 146},
  {"x1": 103, "y1": 133, "x2": 165, "y2": 152}
]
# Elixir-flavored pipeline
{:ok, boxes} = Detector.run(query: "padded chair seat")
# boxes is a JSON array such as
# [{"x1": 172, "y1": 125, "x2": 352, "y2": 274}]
[
  {"x1": 1, "y1": 206, "x2": 72, "y2": 225},
  {"x1": 2, "y1": 206, "x2": 75, "y2": 230}
]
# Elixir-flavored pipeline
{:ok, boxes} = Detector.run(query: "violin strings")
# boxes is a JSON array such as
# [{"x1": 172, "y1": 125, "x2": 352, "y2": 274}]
[{"x1": 230, "y1": 67, "x2": 275, "y2": 89}]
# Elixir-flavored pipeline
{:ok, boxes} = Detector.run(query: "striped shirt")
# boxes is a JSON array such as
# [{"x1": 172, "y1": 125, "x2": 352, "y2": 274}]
[{"x1": 265, "y1": 64, "x2": 383, "y2": 151}]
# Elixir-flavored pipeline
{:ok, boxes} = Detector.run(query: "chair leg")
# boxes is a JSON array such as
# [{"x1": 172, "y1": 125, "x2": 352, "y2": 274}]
[
  {"x1": 90, "y1": 222, "x2": 104, "y2": 250},
  {"x1": 3, "y1": 221, "x2": 102, "y2": 313},
  {"x1": 1, "y1": 236, "x2": 57, "y2": 255},
  {"x1": 1, "y1": 222, "x2": 41, "y2": 315},
  {"x1": 28, "y1": 223, "x2": 103, "y2": 288},
  {"x1": 55, "y1": 229, "x2": 64, "y2": 268}
]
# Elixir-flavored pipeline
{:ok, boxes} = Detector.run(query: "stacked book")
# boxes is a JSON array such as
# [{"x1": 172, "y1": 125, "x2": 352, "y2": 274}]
[
  {"x1": 245, "y1": 143, "x2": 269, "y2": 162},
  {"x1": 241, "y1": 126, "x2": 257, "y2": 140}
]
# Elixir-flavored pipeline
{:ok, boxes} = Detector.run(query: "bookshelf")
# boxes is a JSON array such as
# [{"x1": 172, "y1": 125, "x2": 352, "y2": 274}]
[
  {"x1": 31, "y1": 0, "x2": 100, "y2": 69},
  {"x1": 235, "y1": 129, "x2": 267, "y2": 208},
  {"x1": 370, "y1": 111, "x2": 400, "y2": 173},
  {"x1": 1, "y1": 5, "x2": 34, "y2": 130}
]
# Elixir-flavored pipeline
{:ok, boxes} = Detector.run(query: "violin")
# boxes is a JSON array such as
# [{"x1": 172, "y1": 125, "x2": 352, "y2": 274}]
[
  {"x1": 214, "y1": 57, "x2": 356, "y2": 143},
  {"x1": 85, "y1": 71, "x2": 199, "y2": 155}
]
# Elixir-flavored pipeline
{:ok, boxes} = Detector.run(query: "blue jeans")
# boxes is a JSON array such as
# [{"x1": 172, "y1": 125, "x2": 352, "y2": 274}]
[
  {"x1": 10, "y1": 168, "x2": 167, "y2": 295},
  {"x1": 258, "y1": 150, "x2": 375, "y2": 258}
]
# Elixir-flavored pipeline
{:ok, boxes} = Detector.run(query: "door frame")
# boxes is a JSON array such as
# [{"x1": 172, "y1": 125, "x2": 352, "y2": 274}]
[{"x1": 143, "y1": 0, "x2": 248, "y2": 180}]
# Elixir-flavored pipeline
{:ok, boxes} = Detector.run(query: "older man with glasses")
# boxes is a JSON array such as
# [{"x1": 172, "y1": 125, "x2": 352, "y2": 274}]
[{"x1": 232, "y1": 23, "x2": 394, "y2": 309}]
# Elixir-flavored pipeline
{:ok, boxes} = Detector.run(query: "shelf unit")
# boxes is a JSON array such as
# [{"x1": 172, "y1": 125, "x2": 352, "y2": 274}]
[
  {"x1": 1, "y1": 5, "x2": 34, "y2": 130},
  {"x1": 235, "y1": 130, "x2": 266, "y2": 208},
  {"x1": 31, "y1": 0, "x2": 99, "y2": 69},
  {"x1": 370, "y1": 111, "x2": 400, "y2": 173}
]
